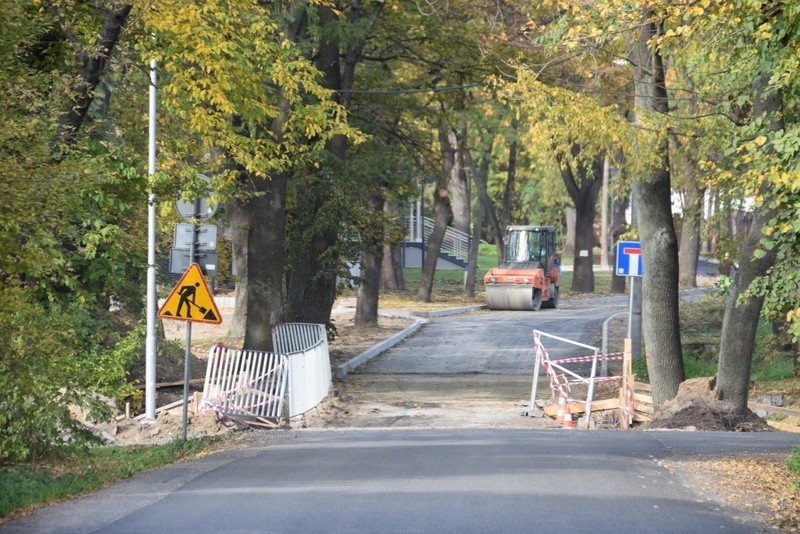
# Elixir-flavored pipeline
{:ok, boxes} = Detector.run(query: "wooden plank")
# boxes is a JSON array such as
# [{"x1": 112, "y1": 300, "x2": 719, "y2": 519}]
[
  {"x1": 543, "y1": 402, "x2": 585, "y2": 417},
  {"x1": 634, "y1": 403, "x2": 654, "y2": 415},
  {"x1": 252, "y1": 417, "x2": 279, "y2": 428},
  {"x1": 634, "y1": 381, "x2": 651, "y2": 393},
  {"x1": 542, "y1": 398, "x2": 620, "y2": 417},
  {"x1": 633, "y1": 412, "x2": 651, "y2": 422},
  {"x1": 766, "y1": 420, "x2": 800, "y2": 433},
  {"x1": 633, "y1": 392, "x2": 653, "y2": 404},
  {"x1": 247, "y1": 420, "x2": 279, "y2": 429}
]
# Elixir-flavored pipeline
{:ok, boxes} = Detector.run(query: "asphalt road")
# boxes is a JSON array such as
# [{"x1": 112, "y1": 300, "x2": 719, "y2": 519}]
[
  {"x1": 4, "y1": 429, "x2": 797, "y2": 534},
  {"x1": 363, "y1": 303, "x2": 621, "y2": 375},
  {"x1": 5, "y1": 292, "x2": 796, "y2": 533}
]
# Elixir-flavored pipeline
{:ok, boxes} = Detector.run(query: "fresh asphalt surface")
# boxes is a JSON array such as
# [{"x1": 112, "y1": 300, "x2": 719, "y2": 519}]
[
  {"x1": 362, "y1": 303, "x2": 614, "y2": 375},
  {"x1": 4, "y1": 292, "x2": 799, "y2": 533}
]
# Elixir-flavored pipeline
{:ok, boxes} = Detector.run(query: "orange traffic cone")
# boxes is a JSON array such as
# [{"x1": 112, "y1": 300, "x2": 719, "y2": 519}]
[
  {"x1": 562, "y1": 402, "x2": 575, "y2": 429},
  {"x1": 555, "y1": 394, "x2": 566, "y2": 424}
]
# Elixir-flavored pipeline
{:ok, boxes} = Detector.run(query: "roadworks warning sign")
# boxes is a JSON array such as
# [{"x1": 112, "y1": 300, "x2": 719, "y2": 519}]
[{"x1": 158, "y1": 263, "x2": 222, "y2": 324}]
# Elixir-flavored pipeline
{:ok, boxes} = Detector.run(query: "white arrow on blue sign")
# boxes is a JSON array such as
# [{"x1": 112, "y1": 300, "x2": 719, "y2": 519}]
[{"x1": 616, "y1": 241, "x2": 643, "y2": 277}]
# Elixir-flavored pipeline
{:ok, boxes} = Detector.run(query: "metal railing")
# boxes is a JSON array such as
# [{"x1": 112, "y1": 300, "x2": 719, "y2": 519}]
[
  {"x1": 274, "y1": 323, "x2": 331, "y2": 417},
  {"x1": 200, "y1": 323, "x2": 331, "y2": 421},
  {"x1": 201, "y1": 345, "x2": 289, "y2": 420},
  {"x1": 405, "y1": 213, "x2": 471, "y2": 261}
]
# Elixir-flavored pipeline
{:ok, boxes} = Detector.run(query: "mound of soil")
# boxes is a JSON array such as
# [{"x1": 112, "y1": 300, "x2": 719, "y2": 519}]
[{"x1": 647, "y1": 393, "x2": 770, "y2": 431}]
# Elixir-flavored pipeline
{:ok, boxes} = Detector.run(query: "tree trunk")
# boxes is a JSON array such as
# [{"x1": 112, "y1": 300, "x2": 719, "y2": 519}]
[
  {"x1": 473, "y1": 135, "x2": 503, "y2": 258},
  {"x1": 464, "y1": 150, "x2": 490, "y2": 297},
  {"x1": 51, "y1": 3, "x2": 132, "y2": 157},
  {"x1": 285, "y1": 4, "x2": 354, "y2": 326},
  {"x1": 627, "y1": 16, "x2": 684, "y2": 406},
  {"x1": 716, "y1": 73, "x2": 783, "y2": 413},
  {"x1": 464, "y1": 200, "x2": 483, "y2": 298},
  {"x1": 558, "y1": 146, "x2": 602, "y2": 293},
  {"x1": 502, "y1": 139, "x2": 517, "y2": 231},
  {"x1": 285, "y1": 195, "x2": 340, "y2": 325},
  {"x1": 678, "y1": 181, "x2": 704, "y2": 288},
  {"x1": 564, "y1": 207, "x2": 576, "y2": 257},
  {"x1": 355, "y1": 194, "x2": 385, "y2": 325},
  {"x1": 227, "y1": 198, "x2": 249, "y2": 339},
  {"x1": 417, "y1": 124, "x2": 454, "y2": 302},
  {"x1": 380, "y1": 200, "x2": 404, "y2": 291},
  {"x1": 449, "y1": 128, "x2": 470, "y2": 234},
  {"x1": 243, "y1": 172, "x2": 288, "y2": 351},
  {"x1": 464, "y1": 154, "x2": 490, "y2": 298}
]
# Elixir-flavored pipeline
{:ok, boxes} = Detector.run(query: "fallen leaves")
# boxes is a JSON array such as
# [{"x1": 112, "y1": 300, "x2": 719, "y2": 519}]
[{"x1": 666, "y1": 454, "x2": 800, "y2": 531}]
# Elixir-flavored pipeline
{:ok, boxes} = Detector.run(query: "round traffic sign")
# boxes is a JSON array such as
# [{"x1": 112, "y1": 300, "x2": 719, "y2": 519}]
[{"x1": 176, "y1": 174, "x2": 218, "y2": 221}]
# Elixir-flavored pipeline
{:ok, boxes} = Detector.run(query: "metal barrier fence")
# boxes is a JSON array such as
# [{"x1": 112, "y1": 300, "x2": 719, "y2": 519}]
[
  {"x1": 200, "y1": 323, "x2": 331, "y2": 422},
  {"x1": 201, "y1": 345, "x2": 289, "y2": 420},
  {"x1": 529, "y1": 330, "x2": 624, "y2": 426},
  {"x1": 274, "y1": 323, "x2": 331, "y2": 418}
]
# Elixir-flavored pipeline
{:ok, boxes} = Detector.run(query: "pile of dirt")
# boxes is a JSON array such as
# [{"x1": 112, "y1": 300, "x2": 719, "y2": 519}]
[
  {"x1": 114, "y1": 402, "x2": 240, "y2": 445},
  {"x1": 647, "y1": 392, "x2": 770, "y2": 432}
]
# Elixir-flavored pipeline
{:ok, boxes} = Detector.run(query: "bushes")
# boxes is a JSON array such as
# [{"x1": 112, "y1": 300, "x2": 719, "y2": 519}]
[{"x1": 0, "y1": 288, "x2": 140, "y2": 464}]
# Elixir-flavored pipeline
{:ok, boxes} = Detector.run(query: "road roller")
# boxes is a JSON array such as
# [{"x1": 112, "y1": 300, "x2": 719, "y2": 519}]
[{"x1": 483, "y1": 226, "x2": 560, "y2": 311}]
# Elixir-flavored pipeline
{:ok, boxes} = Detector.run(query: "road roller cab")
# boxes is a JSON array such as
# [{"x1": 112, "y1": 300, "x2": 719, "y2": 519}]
[{"x1": 483, "y1": 226, "x2": 560, "y2": 311}]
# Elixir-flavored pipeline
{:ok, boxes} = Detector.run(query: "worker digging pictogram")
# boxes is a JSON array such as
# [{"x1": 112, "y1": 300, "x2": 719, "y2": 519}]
[{"x1": 158, "y1": 263, "x2": 222, "y2": 324}]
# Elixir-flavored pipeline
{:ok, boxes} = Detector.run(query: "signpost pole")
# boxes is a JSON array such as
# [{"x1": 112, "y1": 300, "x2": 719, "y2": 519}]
[
  {"x1": 145, "y1": 59, "x2": 158, "y2": 421},
  {"x1": 181, "y1": 201, "x2": 199, "y2": 440},
  {"x1": 630, "y1": 276, "x2": 642, "y2": 360}
]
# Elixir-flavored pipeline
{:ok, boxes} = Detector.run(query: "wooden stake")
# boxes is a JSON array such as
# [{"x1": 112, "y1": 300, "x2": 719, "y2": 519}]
[{"x1": 620, "y1": 338, "x2": 632, "y2": 429}]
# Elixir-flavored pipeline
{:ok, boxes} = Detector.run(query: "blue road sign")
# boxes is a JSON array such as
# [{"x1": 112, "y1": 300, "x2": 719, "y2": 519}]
[{"x1": 616, "y1": 241, "x2": 643, "y2": 277}]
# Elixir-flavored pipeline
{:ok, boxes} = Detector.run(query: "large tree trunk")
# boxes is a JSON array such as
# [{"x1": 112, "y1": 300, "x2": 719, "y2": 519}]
[
  {"x1": 243, "y1": 171, "x2": 288, "y2": 351},
  {"x1": 449, "y1": 128, "x2": 470, "y2": 234},
  {"x1": 285, "y1": 5, "x2": 348, "y2": 326},
  {"x1": 627, "y1": 16, "x2": 684, "y2": 406},
  {"x1": 558, "y1": 146, "x2": 602, "y2": 293},
  {"x1": 286, "y1": 3, "x2": 382, "y2": 326},
  {"x1": 227, "y1": 3, "x2": 310, "y2": 345},
  {"x1": 285, "y1": 189, "x2": 340, "y2": 325},
  {"x1": 355, "y1": 194, "x2": 385, "y2": 325},
  {"x1": 716, "y1": 73, "x2": 783, "y2": 413},
  {"x1": 417, "y1": 124, "x2": 454, "y2": 302},
  {"x1": 227, "y1": 198, "x2": 248, "y2": 339}
]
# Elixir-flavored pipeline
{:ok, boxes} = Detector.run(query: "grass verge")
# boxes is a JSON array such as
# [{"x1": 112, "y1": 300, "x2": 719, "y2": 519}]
[
  {"x1": 789, "y1": 446, "x2": 800, "y2": 488},
  {"x1": 0, "y1": 438, "x2": 214, "y2": 520}
]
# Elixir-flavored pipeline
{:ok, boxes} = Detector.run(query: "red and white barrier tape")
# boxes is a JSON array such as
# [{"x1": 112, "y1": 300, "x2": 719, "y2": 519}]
[{"x1": 550, "y1": 352, "x2": 624, "y2": 365}]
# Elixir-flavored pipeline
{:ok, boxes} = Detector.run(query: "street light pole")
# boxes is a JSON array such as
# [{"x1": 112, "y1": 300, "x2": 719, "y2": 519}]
[{"x1": 145, "y1": 59, "x2": 158, "y2": 420}]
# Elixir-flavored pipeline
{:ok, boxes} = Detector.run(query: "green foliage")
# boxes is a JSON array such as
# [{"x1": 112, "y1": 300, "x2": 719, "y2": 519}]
[
  {"x1": 632, "y1": 294, "x2": 795, "y2": 384},
  {"x1": 787, "y1": 446, "x2": 800, "y2": 489},
  {"x1": 0, "y1": 438, "x2": 211, "y2": 517},
  {"x1": 139, "y1": 0, "x2": 358, "y2": 198},
  {"x1": 0, "y1": 2, "x2": 152, "y2": 463}
]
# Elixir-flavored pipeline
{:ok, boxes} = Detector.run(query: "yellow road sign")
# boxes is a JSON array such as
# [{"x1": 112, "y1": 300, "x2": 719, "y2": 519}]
[{"x1": 158, "y1": 263, "x2": 222, "y2": 324}]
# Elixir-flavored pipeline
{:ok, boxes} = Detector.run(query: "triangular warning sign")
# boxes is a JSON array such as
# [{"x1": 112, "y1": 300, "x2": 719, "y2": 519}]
[{"x1": 158, "y1": 263, "x2": 222, "y2": 324}]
